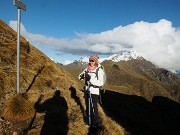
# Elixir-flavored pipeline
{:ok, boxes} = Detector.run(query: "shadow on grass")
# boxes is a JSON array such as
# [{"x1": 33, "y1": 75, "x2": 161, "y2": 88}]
[
  {"x1": 34, "y1": 90, "x2": 68, "y2": 135},
  {"x1": 21, "y1": 112, "x2": 37, "y2": 135},
  {"x1": 88, "y1": 126, "x2": 103, "y2": 135},
  {"x1": 101, "y1": 90, "x2": 180, "y2": 135},
  {"x1": 69, "y1": 86, "x2": 86, "y2": 122},
  {"x1": 69, "y1": 86, "x2": 104, "y2": 135}
]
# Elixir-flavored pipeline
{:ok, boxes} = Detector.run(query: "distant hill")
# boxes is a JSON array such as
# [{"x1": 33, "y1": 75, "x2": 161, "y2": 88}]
[
  {"x1": 64, "y1": 54, "x2": 180, "y2": 102},
  {"x1": 63, "y1": 51, "x2": 143, "y2": 79}
]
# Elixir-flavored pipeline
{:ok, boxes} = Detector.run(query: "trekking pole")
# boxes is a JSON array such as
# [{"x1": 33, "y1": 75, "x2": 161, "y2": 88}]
[
  {"x1": 86, "y1": 80, "x2": 91, "y2": 126},
  {"x1": 90, "y1": 94, "x2": 95, "y2": 114},
  {"x1": 89, "y1": 92, "x2": 95, "y2": 117},
  {"x1": 99, "y1": 90, "x2": 102, "y2": 105},
  {"x1": 88, "y1": 90, "x2": 91, "y2": 126}
]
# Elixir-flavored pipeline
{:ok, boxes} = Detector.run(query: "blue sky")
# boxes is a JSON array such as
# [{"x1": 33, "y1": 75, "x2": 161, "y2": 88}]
[{"x1": 0, "y1": 0, "x2": 180, "y2": 71}]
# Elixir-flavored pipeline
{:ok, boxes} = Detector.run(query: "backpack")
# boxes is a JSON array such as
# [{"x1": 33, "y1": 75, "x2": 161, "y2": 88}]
[
  {"x1": 95, "y1": 66, "x2": 106, "y2": 87},
  {"x1": 95, "y1": 65, "x2": 106, "y2": 104}
]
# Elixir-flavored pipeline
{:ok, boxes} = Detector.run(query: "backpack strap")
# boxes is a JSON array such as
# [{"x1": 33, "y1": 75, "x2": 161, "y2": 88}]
[{"x1": 95, "y1": 66, "x2": 103, "y2": 80}]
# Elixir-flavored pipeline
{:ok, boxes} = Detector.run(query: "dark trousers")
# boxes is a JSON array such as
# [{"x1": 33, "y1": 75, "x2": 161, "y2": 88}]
[{"x1": 85, "y1": 93, "x2": 99, "y2": 126}]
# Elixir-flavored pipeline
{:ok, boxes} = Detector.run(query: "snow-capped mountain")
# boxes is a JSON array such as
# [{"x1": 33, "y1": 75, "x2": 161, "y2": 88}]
[
  {"x1": 105, "y1": 51, "x2": 142, "y2": 62},
  {"x1": 78, "y1": 51, "x2": 143, "y2": 63}
]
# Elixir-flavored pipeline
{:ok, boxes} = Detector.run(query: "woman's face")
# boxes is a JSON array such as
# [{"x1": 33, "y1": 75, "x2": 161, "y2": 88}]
[{"x1": 89, "y1": 59, "x2": 95, "y2": 66}]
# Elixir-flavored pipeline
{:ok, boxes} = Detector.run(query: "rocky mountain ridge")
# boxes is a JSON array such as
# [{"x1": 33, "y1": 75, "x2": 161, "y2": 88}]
[{"x1": 64, "y1": 57, "x2": 180, "y2": 102}]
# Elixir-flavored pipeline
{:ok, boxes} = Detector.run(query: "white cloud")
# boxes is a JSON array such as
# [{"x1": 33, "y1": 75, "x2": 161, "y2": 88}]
[
  {"x1": 9, "y1": 20, "x2": 27, "y2": 34},
  {"x1": 9, "y1": 19, "x2": 180, "y2": 71}
]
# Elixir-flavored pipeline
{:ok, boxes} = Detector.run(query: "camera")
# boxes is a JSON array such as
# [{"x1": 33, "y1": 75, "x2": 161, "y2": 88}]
[{"x1": 80, "y1": 73, "x2": 85, "y2": 80}]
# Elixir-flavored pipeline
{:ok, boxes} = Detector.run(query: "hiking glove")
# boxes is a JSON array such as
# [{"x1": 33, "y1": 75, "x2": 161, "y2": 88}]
[
  {"x1": 80, "y1": 74, "x2": 85, "y2": 80},
  {"x1": 85, "y1": 73, "x2": 91, "y2": 81}
]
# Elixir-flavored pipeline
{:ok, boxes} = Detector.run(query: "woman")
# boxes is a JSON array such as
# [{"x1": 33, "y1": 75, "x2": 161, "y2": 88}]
[{"x1": 79, "y1": 54, "x2": 106, "y2": 127}]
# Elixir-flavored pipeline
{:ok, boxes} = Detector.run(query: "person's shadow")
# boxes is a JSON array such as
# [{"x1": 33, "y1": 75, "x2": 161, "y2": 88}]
[
  {"x1": 34, "y1": 90, "x2": 68, "y2": 135},
  {"x1": 69, "y1": 86, "x2": 86, "y2": 122}
]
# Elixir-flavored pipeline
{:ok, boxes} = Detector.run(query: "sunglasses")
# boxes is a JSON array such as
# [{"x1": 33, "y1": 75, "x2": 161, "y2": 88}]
[{"x1": 89, "y1": 60, "x2": 94, "y2": 62}]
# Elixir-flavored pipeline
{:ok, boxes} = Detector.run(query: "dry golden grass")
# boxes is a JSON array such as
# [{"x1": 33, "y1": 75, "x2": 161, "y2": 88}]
[
  {"x1": 3, "y1": 93, "x2": 34, "y2": 121},
  {"x1": 104, "y1": 84, "x2": 140, "y2": 96},
  {"x1": 98, "y1": 107, "x2": 127, "y2": 135},
  {"x1": 0, "y1": 18, "x2": 126, "y2": 134},
  {"x1": 64, "y1": 85, "x2": 88, "y2": 135}
]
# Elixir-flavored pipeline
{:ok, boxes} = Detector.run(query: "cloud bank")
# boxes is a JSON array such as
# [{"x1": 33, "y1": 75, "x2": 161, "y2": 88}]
[{"x1": 9, "y1": 19, "x2": 180, "y2": 71}]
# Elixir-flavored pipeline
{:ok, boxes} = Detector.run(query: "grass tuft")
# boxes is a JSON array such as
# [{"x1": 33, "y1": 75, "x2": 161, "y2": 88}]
[{"x1": 3, "y1": 93, "x2": 34, "y2": 121}]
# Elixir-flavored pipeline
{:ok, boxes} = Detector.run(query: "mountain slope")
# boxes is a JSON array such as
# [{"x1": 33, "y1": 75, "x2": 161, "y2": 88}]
[
  {"x1": 103, "y1": 59, "x2": 180, "y2": 101},
  {"x1": 64, "y1": 56, "x2": 180, "y2": 135},
  {"x1": 0, "y1": 19, "x2": 84, "y2": 134},
  {"x1": 0, "y1": 19, "x2": 126, "y2": 135}
]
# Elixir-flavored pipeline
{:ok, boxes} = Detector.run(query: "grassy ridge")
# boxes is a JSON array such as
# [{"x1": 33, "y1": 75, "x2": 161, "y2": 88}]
[{"x1": 0, "y1": 19, "x2": 126, "y2": 135}]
